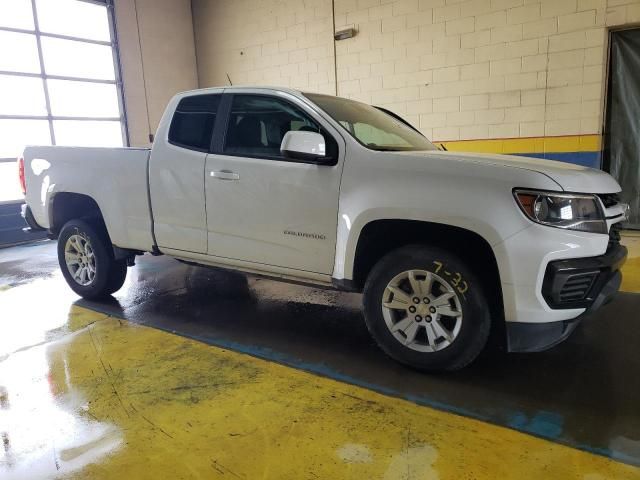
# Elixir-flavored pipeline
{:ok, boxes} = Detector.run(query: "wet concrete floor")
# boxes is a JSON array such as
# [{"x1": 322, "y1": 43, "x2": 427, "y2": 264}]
[{"x1": 2, "y1": 240, "x2": 640, "y2": 467}]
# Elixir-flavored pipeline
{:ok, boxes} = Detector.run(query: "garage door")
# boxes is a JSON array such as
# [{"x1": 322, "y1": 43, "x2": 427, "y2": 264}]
[
  {"x1": 0, "y1": 0, "x2": 127, "y2": 246},
  {"x1": 605, "y1": 29, "x2": 640, "y2": 229}
]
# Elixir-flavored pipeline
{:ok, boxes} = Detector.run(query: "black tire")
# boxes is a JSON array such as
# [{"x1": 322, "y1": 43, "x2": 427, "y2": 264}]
[
  {"x1": 105, "y1": 259, "x2": 128, "y2": 295},
  {"x1": 362, "y1": 245, "x2": 491, "y2": 371},
  {"x1": 57, "y1": 219, "x2": 127, "y2": 300}
]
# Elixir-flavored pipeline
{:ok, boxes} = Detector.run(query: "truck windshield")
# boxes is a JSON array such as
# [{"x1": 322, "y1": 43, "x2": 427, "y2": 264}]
[{"x1": 305, "y1": 93, "x2": 437, "y2": 152}]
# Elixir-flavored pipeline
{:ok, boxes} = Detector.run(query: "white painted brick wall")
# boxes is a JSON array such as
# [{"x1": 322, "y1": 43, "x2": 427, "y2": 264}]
[{"x1": 193, "y1": 0, "x2": 640, "y2": 141}]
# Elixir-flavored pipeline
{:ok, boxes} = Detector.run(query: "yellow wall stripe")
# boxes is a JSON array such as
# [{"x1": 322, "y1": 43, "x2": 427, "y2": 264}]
[{"x1": 439, "y1": 135, "x2": 601, "y2": 154}]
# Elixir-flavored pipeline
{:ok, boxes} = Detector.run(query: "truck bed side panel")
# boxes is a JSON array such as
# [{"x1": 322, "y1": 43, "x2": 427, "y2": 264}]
[{"x1": 23, "y1": 146, "x2": 154, "y2": 251}]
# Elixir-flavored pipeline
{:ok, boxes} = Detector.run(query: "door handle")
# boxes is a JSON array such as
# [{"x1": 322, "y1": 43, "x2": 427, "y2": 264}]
[{"x1": 210, "y1": 170, "x2": 240, "y2": 181}]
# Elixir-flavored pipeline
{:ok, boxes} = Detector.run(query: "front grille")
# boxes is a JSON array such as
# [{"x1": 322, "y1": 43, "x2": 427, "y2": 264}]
[
  {"x1": 558, "y1": 273, "x2": 598, "y2": 303},
  {"x1": 598, "y1": 193, "x2": 620, "y2": 208},
  {"x1": 608, "y1": 223, "x2": 622, "y2": 250}
]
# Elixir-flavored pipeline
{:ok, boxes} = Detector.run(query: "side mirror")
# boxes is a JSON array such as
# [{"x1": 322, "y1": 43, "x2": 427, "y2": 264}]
[{"x1": 280, "y1": 131, "x2": 328, "y2": 163}]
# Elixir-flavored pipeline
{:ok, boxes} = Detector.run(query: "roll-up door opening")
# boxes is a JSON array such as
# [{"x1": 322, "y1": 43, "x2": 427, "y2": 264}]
[{"x1": 604, "y1": 28, "x2": 640, "y2": 230}]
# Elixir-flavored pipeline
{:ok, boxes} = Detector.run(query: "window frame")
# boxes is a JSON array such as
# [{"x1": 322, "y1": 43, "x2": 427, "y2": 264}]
[
  {"x1": 168, "y1": 92, "x2": 223, "y2": 153},
  {"x1": 0, "y1": 0, "x2": 128, "y2": 165},
  {"x1": 214, "y1": 93, "x2": 339, "y2": 166}
]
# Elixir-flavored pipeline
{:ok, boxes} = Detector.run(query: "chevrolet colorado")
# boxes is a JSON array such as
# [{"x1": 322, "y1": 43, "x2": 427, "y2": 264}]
[{"x1": 20, "y1": 87, "x2": 628, "y2": 370}]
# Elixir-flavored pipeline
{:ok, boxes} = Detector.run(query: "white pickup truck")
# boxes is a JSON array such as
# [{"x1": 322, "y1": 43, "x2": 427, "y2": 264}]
[{"x1": 20, "y1": 86, "x2": 628, "y2": 371}]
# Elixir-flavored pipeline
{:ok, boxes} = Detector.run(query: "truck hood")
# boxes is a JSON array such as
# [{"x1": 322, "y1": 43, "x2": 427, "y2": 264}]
[{"x1": 397, "y1": 150, "x2": 621, "y2": 194}]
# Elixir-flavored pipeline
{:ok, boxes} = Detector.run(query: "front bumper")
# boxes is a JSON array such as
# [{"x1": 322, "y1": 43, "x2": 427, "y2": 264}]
[
  {"x1": 541, "y1": 241, "x2": 627, "y2": 310},
  {"x1": 507, "y1": 242, "x2": 627, "y2": 352}
]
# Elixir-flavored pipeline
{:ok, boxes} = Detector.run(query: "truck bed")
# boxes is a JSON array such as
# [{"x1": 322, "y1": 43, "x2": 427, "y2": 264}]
[{"x1": 22, "y1": 146, "x2": 154, "y2": 252}]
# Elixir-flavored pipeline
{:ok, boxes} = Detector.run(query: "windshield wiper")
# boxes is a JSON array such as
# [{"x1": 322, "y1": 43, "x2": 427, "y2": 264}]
[{"x1": 366, "y1": 144, "x2": 414, "y2": 151}]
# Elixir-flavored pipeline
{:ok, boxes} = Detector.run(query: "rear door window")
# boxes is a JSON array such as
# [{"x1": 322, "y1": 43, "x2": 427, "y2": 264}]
[{"x1": 169, "y1": 94, "x2": 221, "y2": 152}]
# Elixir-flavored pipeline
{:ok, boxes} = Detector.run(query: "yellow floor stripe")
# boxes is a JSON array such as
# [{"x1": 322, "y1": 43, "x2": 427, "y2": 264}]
[
  {"x1": 622, "y1": 232, "x2": 640, "y2": 293},
  {"x1": 1, "y1": 305, "x2": 638, "y2": 479}
]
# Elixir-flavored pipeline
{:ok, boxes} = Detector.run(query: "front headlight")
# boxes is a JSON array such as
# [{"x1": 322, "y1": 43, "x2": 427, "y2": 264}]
[{"x1": 514, "y1": 189, "x2": 607, "y2": 234}]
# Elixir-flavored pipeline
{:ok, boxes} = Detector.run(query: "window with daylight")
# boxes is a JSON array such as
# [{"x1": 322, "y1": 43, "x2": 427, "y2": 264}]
[{"x1": 0, "y1": 0, "x2": 126, "y2": 202}]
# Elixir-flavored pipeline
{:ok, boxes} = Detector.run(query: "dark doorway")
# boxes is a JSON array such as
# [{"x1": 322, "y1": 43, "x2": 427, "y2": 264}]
[{"x1": 604, "y1": 29, "x2": 640, "y2": 229}]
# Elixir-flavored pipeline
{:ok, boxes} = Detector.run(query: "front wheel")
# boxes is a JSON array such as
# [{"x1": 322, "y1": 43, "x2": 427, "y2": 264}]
[
  {"x1": 57, "y1": 219, "x2": 127, "y2": 299},
  {"x1": 362, "y1": 245, "x2": 490, "y2": 371}
]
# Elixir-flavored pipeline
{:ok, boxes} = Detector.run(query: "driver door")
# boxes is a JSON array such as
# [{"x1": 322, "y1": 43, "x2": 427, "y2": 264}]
[{"x1": 204, "y1": 93, "x2": 343, "y2": 275}]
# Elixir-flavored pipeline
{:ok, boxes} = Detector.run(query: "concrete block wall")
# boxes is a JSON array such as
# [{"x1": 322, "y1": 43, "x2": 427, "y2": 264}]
[
  {"x1": 192, "y1": 0, "x2": 337, "y2": 95},
  {"x1": 190, "y1": 0, "x2": 640, "y2": 164},
  {"x1": 333, "y1": 0, "x2": 640, "y2": 149}
]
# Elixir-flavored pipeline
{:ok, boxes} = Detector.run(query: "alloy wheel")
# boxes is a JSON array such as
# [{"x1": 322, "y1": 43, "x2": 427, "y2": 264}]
[
  {"x1": 381, "y1": 269, "x2": 463, "y2": 352},
  {"x1": 64, "y1": 233, "x2": 97, "y2": 286}
]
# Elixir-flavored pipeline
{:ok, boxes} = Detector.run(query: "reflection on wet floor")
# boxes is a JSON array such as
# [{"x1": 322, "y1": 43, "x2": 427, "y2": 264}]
[
  {"x1": 0, "y1": 306, "x2": 119, "y2": 479},
  {"x1": 1, "y1": 302, "x2": 639, "y2": 479},
  {"x1": 1, "y1": 240, "x2": 640, "y2": 478}
]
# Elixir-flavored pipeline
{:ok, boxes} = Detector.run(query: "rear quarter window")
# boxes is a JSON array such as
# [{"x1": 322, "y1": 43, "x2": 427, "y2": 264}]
[{"x1": 168, "y1": 94, "x2": 221, "y2": 152}]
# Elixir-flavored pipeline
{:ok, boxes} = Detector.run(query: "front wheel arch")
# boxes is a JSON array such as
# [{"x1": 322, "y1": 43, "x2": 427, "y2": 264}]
[
  {"x1": 363, "y1": 244, "x2": 491, "y2": 371},
  {"x1": 351, "y1": 219, "x2": 505, "y2": 347}
]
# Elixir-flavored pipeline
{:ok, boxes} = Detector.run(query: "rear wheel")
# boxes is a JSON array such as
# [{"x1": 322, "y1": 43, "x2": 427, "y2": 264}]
[
  {"x1": 57, "y1": 219, "x2": 127, "y2": 299},
  {"x1": 362, "y1": 245, "x2": 490, "y2": 371},
  {"x1": 105, "y1": 259, "x2": 128, "y2": 295}
]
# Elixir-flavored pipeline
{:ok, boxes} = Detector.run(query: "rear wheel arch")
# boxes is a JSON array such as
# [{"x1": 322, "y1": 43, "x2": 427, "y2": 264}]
[
  {"x1": 49, "y1": 192, "x2": 109, "y2": 239},
  {"x1": 351, "y1": 219, "x2": 504, "y2": 326},
  {"x1": 57, "y1": 218, "x2": 128, "y2": 299}
]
